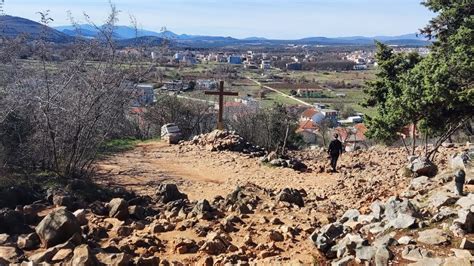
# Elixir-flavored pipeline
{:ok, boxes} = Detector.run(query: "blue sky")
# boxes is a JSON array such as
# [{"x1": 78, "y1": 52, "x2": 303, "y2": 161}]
[{"x1": 3, "y1": 0, "x2": 434, "y2": 39}]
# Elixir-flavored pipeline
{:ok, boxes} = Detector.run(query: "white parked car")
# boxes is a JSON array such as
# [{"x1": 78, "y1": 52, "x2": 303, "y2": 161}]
[{"x1": 161, "y1": 123, "x2": 182, "y2": 144}]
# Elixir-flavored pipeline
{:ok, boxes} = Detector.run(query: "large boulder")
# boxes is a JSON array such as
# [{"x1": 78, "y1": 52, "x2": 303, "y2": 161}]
[
  {"x1": 156, "y1": 184, "x2": 188, "y2": 203},
  {"x1": 384, "y1": 196, "x2": 419, "y2": 229},
  {"x1": 35, "y1": 208, "x2": 81, "y2": 248},
  {"x1": 409, "y1": 158, "x2": 437, "y2": 177},
  {"x1": 277, "y1": 188, "x2": 304, "y2": 207},
  {"x1": 108, "y1": 198, "x2": 129, "y2": 220}
]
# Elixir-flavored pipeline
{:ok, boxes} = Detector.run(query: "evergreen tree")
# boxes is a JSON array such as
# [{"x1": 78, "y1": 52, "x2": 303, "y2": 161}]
[{"x1": 365, "y1": 0, "x2": 473, "y2": 160}]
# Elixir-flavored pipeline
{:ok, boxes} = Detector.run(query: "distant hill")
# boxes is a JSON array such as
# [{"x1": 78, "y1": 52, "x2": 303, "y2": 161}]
[
  {"x1": 116, "y1": 36, "x2": 165, "y2": 47},
  {"x1": 0, "y1": 15, "x2": 73, "y2": 43},
  {"x1": 1, "y1": 16, "x2": 429, "y2": 47}
]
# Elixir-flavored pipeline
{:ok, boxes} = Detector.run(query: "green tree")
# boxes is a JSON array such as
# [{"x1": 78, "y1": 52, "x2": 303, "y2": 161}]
[{"x1": 365, "y1": 0, "x2": 473, "y2": 160}]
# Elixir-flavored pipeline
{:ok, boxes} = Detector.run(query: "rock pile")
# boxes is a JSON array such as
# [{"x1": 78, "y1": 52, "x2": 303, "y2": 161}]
[
  {"x1": 310, "y1": 154, "x2": 474, "y2": 265},
  {"x1": 0, "y1": 144, "x2": 471, "y2": 265},
  {"x1": 261, "y1": 152, "x2": 308, "y2": 172},
  {"x1": 184, "y1": 130, "x2": 266, "y2": 157}
]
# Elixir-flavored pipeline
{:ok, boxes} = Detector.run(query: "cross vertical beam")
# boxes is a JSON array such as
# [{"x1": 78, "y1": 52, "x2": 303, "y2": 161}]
[{"x1": 204, "y1": 81, "x2": 238, "y2": 130}]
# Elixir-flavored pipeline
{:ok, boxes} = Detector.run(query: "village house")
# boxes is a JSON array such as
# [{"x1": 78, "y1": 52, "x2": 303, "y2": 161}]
[
  {"x1": 131, "y1": 84, "x2": 155, "y2": 107},
  {"x1": 260, "y1": 60, "x2": 271, "y2": 70},
  {"x1": 300, "y1": 108, "x2": 325, "y2": 124},
  {"x1": 338, "y1": 115, "x2": 364, "y2": 126},
  {"x1": 161, "y1": 81, "x2": 188, "y2": 92},
  {"x1": 332, "y1": 123, "x2": 368, "y2": 151},
  {"x1": 196, "y1": 80, "x2": 218, "y2": 90},
  {"x1": 228, "y1": 55, "x2": 242, "y2": 64},
  {"x1": 296, "y1": 120, "x2": 319, "y2": 144}
]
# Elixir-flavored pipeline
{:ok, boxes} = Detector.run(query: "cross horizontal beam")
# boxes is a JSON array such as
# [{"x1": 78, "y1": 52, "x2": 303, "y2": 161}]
[{"x1": 203, "y1": 81, "x2": 239, "y2": 130}]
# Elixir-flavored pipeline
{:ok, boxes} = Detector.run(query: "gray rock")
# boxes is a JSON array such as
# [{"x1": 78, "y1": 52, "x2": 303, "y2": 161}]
[
  {"x1": 388, "y1": 213, "x2": 416, "y2": 229},
  {"x1": 456, "y1": 195, "x2": 474, "y2": 210},
  {"x1": 358, "y1": 214, "x2": 376, "y2": 224},
  {"x1": 360, "y1": 222, "x2": 385, "y2": 236},
  {"x1": 455, "y1": 209, "x2": 474, "y2": 233},
  {"x1": 417, "y1": 228, "x2": 449, "y2": 245},
  {"x1": 310, "y1": 222, "x2": 345, "y2": 254},
  {"x1": 370, "y1": 201, "x2": 384, "y2": 220},
  {"x1": 331, "y1": 255, "x2": 354, "y2": 266},
  {"x1": 108, "y1": 198, "x2": 129, "y2": 220},
  {"x1": 340, "y1": 209, "x2": 360, "y2": 223},
  {"x1": 429, "y1": 193, "x2": 459, "y2": 209},
  {"x1": 277, "y1": 188, "x2": 304, "y2": 207},
  {"x1": 375, "y1": 246, "x2": 391, "y2": 266},
  {"x1": 398, "y1": 236, "x2": 414, "y2": 245},
  {"x1": 335, "y1": 233, "x2": 368, "y2": 258},
  {"x1": 52, "y1": 194, "x2": 75, "y2": 210},
  {"x1": 17, "y1": 232, "x2": 40, "y2": 250},
  {"x1": 384, "y1": 196, "x2": 419, "y2": 220},
  {"x1": 402, "y1": 245, "x2": 433, "y2": 261},
  {"x1": 409, "y1": 158, "x2": 437, "y2": 177},
  {"x1": 373, "y1": 233, "x2": 397, "y2": 248},
  {"x1": 35, "y1": 208, "x2": 81, "y2": 248},
  {"x1": 410, "y1": 176, "x2": 430, "y2": 190},
  {"x1": 191, "y1": 200, "x2": 213, "y2": 219},
  {"x1": 430, "y1": 206, "x2": 457, "y2": 223},
  {"x1": 355, "y1": 246, "x2": 376, "y2": 261},
  {"x1": 156, "y1": 184, "x2": 188, "y2": 203},
  {"x1": 450, "y1": 153, "x2": 469, "y2": 170}
]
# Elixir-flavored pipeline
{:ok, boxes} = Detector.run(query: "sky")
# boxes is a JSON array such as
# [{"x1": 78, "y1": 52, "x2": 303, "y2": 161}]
[{"x1": 2, "y1": 0, "x2": 435, "y2": 39}]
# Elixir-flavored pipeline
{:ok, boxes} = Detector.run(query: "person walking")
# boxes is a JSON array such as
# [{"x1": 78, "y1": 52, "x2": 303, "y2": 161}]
[{"x1": 328, "y1": 133, "x2": 343, "y2": 172}]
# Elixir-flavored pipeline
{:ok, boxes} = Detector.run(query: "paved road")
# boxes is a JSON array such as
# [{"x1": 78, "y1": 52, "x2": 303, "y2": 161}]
[{"x1": 246, "y1": 77, "x2": 312, "y2": 107}]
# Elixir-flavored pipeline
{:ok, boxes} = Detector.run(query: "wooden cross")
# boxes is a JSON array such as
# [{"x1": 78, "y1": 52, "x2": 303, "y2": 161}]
[{"x1": 205, "y1": 81, "x2": 238, "y2": 130}]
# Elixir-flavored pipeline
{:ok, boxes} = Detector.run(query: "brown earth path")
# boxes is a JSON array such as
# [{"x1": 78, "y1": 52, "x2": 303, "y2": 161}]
[{"x1": 95, "y1": 140, "x2": 337, "y2": 200}]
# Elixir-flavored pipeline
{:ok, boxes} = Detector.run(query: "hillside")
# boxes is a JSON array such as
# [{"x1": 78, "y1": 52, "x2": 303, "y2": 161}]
[
  {"x1": 0, "y1": 130, "x2": 472, "y2": 265},
  {"x1": 0, "y1": 15, "x2": 72, "y2": 43}
]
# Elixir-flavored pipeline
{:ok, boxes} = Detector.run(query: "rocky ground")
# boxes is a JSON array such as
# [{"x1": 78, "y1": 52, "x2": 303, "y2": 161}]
[{"x1": 0, "y1": 131, "x2": 473, "y2": 265}]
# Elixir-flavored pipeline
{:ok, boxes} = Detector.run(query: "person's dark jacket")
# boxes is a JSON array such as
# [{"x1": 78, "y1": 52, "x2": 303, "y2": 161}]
[{"x1": 328, "y1": 139, "x2": 343, "y2": 156}]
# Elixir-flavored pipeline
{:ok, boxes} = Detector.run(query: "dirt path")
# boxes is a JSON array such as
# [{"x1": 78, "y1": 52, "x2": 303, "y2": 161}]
[{"x1": 95, "y1": 141, "x2": 337, "y2": 200}]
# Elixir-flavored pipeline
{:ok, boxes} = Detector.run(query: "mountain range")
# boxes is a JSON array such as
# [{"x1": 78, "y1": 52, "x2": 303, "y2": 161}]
[{"x1": 0, "y1": 15, "x2": 430, "y2": 47}]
